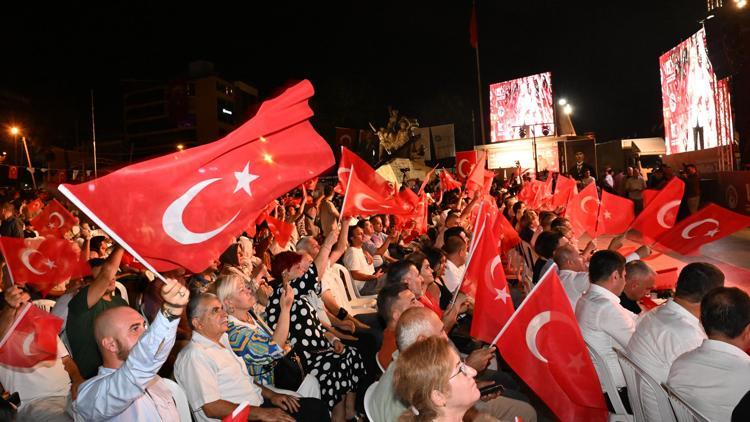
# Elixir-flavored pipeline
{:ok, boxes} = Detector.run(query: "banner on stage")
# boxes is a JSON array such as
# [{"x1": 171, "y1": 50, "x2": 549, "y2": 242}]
[
  {"x1": 411, "y1": 127, "x2": 432, "y2": 161},
  {"x1": 431, "y1": 124, "x2": 456, "y2": 160}
]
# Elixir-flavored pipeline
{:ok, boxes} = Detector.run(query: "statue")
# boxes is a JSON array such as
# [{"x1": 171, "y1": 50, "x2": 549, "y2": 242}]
[{"x1": 370, "y1": 107, "x2": 420, "y2": 163}]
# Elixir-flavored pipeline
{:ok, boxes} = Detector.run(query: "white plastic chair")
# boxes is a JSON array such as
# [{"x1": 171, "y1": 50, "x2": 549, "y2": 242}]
[
  {"x1": 584, "y1": 341, "x2": 633, "y2": 422},
  {"x1": 328, "y1": 264, "x2": 376, "y2": 316},
  {"x1": 614, "y1": 347, "x2": 676, "y2": 422},
  {"x1": 662, "y1": 383, "x2": 711, "y2": 422},
  {"x1": 161, "y1": 378, "x2": 191, "y2": 422},
  {"x1": 114, "y1": 281, "x2": 129, "y2": 304},
  {"x1": 333, "y1": 264, "x2": 376, "y2": 301},
  {"x1": 364, "y1": 380, "x2": 379, "y2": 422},
  {"x1": 32, "y1": 298, "x2": 56, "y2": 313}
]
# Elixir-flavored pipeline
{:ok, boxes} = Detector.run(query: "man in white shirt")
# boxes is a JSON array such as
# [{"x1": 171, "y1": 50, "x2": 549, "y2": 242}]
[
  {"x1": 362, "y1": 216, "x2": 397, "y2": 267},
  {"x1": 442, "y1": 235, "x2": 468, "y2": 293},
  {"x1": 575, "y1": 251, "x2": 636, "y2": 408},
  {"x1": 0, "y1": 286, "x2": 82, "y2": 422},
  {"x1": 343, "y1": 226, "x2": 384, "y2": 295},
  {"x1": 668, "y1": 287, "x2": 750, "y2": 421},
  {"x1": 618, "y1": 260, "x2": 656, "y2": 315},
  {"x1": 175, "y1": 293, "x2": 327, "y2": 422},
  {"x1": 553, "y1": 244, "x2": 589, "y2": 310},
  {"x1": 627, "y1": 262, "x2": 724, "y2": 422},
  {"x1": 73, "y1": 278, "x2": 188, "y2": 421}
]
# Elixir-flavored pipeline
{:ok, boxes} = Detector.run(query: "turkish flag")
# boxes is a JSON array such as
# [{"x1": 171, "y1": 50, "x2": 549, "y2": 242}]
[
  {"x1": 265, "y1": 215, "x2": 294, "y2": 247},
  {"x1": 455, "y1": 150, "x2": 478, "y2": 181},
  {"x1": 552, "y1": 174, "x2": 577, "y2": 211},
  {"x1": 222, "y1": 401, "x2": 250, "y2": 422},
  {"x1": 629, "y1": 178, "x2": 684, "y2": 243},
  {"x1": 303, "y1": 177, "x2": 319, "y2": 192},
  {"x1": 495, "y1": 269, "x2": 608, "y2": 421},
  {"x1": 643, "y1": 188, "x2": 659, "y2": 208},
  {"x1": 27, "y1": 199, "x2": 43, "y2": 215},
  {"x1": 341, "y1": 167, "x2": 408, "y2": 218},
  {"x1": 336, "y1": 147, "x2": 393, "y2": 197},
  {"x1": 0, "y1": 236, "x2": 89, "y2": 295},
  {"x1": 30, "y1": 199, "x2": 78, "y2": 238},
  {"x1": 567, "y1": 183, "x2": 599, "y2": 237},
  {"x1": 58, "y1": 81, "x2": 334, "y2": 274},
  {"x1": 0, "y1": 303, "x2": 63, "y2": 368},
  {"x1": 467, "y1": 213, "x2": 515, "y2": 343},
  {"x1": 335, "y1": 127, "x2": 357, "y2": 152},
  {"x1": 534, "y1": 176, "x2": 554, "y2": 210},
  {"x1": 655, "y1": 203, "x2": 750, "y2": 255},
  {"x1": 595, "y1": 190, "x2": 634, "y2": 237},
  {"x1": 439, "y1": 170, "x2": 462, "y2": 192},
  {"x1": 465, "y1": 151, "x2": 487, "y2": 194},
  {"x1": 494, "y1": 212, "x2": 521, "y2": 254}
]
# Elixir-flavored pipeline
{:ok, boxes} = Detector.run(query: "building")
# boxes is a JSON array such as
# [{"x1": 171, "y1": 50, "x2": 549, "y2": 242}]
[{"x1": 123, "y1": 61, "x2": 259, "y2": 159}]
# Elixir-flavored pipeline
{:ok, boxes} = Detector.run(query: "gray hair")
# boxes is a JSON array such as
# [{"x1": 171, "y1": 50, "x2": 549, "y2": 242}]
[
  {"x1": 187, "y1": 293, "x2": 219, "y2": 329},
  {"x1": 395, "y1": 307, "x2": 438, "y2": 351},
  {"x1": 215, "y1": 274, "x2": 246, "y2": 305},
  {"x1": 296, "y1": 236, "x2": 317, "y2": 254},
  {"x1": 625, "y1": 260, "x2": 656, "y2": 282}
]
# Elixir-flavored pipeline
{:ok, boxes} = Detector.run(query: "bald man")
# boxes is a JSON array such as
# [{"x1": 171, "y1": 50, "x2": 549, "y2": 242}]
[
  {"x1": 619, "y1": 260, "x2": 656, "y2": 315},
  {"x1": 73, "y1": 279, "x2": 189, "y2": 421},
  {"x1": 553, "y1": 244, "x2": 589, "y2": 309}
]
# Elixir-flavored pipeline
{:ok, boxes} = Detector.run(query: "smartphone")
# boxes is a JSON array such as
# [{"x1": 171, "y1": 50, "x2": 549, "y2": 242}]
[{"x1": 479, "y1": 383, "x2": 505, "y2": 396}]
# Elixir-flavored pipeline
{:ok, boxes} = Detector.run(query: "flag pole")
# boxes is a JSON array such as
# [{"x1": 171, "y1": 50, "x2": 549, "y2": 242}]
[
  {"x1": 448, "y1": 202, "x2": 486, "y2": 309},
  {"x1": 338, "y1": 165, "x2": 354, "y2": 225},
  {"x1": 472, "y1": 0, "x2": 486, "y2": 144},
  {"x1": 91, "y1": 89, "x2": 98, "y2": 179}
]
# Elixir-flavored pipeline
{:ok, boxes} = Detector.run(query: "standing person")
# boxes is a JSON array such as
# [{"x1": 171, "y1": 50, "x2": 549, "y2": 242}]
[
  {"x1": 624, "y1": 167, "x2": 647, "y2": 214},
  {"x1": 684, "y1": 164, "x2": 701, "y2": 214},
  {"x1": 318, "y1": 185, "x2": 340, "y2": 238},
  {"x1": 0, "y1": 202, "x2": 24, "y2": 238},
  {"x1": 601, "y1": 167, "x2": 615, "y2": 193}
]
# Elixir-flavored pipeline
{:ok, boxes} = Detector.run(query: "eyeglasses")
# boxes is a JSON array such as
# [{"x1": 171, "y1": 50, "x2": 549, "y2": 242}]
[{"x1": 449, "y1": 359, "x2": 470, "y2": 380}]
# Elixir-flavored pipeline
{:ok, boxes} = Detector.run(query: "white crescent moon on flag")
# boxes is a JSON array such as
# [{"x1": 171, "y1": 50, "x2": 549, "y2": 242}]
[
  {"x1": 580, "y1": 196, "x2": 597, "y2": 213},
  {"x1": 458, "y1": 159, "x2": 472, "y2": 179},
  {"x1": 162, "y1": 178, "x2": 241, "y2": 245},
  {"x1": 337, "y1": 167, "x2": 351, "y2": 178},
  {"x1": 22, "y1": 332, "x2": 35, "y2": 356},
  {"x1": 489, "y1": 255, "x2": 502, "y2": 279},
  {"x1": 20, "y1": 249, "x2": 47, "y2": 275},
  {"x1": 526, "y1": 311, "x2": 551, "y2": 363},
  {"x1": 48, "y1": 212, "x2": 65, "y2": 229},
  {"x1": 681, "y1": 218, "x2": 719, "y2": 239},
  {"x1": 352, "y1": 193, "x2": 380, "y2": 213},
  {"x1": 656, "y1": 200, "x2": 681, "y2": 229}
]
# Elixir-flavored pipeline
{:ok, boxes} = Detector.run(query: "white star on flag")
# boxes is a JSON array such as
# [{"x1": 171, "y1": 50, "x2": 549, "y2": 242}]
[
  {"x1": 233, "y1": 162, "x2": 260, "y2": 196},
  {"x1": 603, "y1": 210, "x2": 612, "y2": 220},
  {"x1": 566, "y1": 352, "x2": 586, "y2": 373},
  {"x1": 43, "y1": 259, "x2": 56, "y2": 269},
  {"x1": 705, "y1": 228, "x2": 720, "y2": 237},
  {"x1": 494, "y1": 287, "x2": 510, "y2": 303}
]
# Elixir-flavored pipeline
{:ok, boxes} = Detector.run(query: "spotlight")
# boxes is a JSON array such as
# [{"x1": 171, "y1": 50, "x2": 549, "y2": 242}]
[
  {"x1": 519, "y1": 127, "x2": 527, "y2": 138},
  {"x1": 558, "y1": 98, "x2": 567, "y2": 106},
  {"x1": 541, "y1": 125, "x2": 550, "y2": 136}
]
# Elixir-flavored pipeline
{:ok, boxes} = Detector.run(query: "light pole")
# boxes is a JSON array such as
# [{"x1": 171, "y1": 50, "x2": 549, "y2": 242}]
[{"x1": 9, "y1": 126, "x2": 19, "y2": 166}]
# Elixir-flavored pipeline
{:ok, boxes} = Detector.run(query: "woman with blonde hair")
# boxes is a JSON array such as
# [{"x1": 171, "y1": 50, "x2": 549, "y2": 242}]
[{"x1": 394, "y1": 336, "x2": 488, "y2": 422}]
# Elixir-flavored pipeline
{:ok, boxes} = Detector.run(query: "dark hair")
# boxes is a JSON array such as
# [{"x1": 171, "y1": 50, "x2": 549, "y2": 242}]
[
  {"x1": 550, "y1": 217, "x2": 570, "y2": 230},
  {"x1": 539, "y1": 211, "x2": 556, "y2": 227},
  {"x1": 187, "y1": 293, "x2": 218, "y2": 330},
  {"x1": 324, "y1": 184, "x2": 334, "y2": 197},
  {"x1": 589, "y1": 250, "x2": 626, "y2": 284},
  {"x1": 442, "y1": 236, "x2": 466, "y2": 256},
  {"x1": 406, "y1": 251, "x2": 428, "y2": 269},
  {"x1": 90, "y1": 236, "x2": 107, "y2": 252},
  {"x1": 512, "y1": 201, "x2": 525, "y2": 214},
  {"x1": 377, "y1": 282, "x2": 410, "y2": 325},
  {"x1": 387, "y1": 260, "x2": 417, "y2": 285},
  {"x1": 442, "y1": 226, "x2": 465, "y2": 244},
  {"x1": 347, "y1": 224, "x2": 363, "y2": 242},
  {"x1": 675, "y1": 262, "x2": 725, "y2": 303},
  {"x1": 88, "y1": 258, "x2": 106, "y2": 269},
  {"x1": 270, "y1": 251, "x2": 303, "y2": 281},
  {"x1": 700, "y1": 287, "x2": 750, "y2": 339},
  {"x1": 218, "y1": 243, "x2": 241, "y2": 267},
  {"x1": 534, "y1": 231, "x2": 565, "y2": 259},
  {"x1": 422, "y1": 247, "x2": 446, "y2": 271}
]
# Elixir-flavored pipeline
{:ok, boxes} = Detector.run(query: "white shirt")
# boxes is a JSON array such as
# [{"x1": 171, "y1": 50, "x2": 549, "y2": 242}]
[
  {"x1": 668, "y1": 339, "x2": 750, "y2": 422},
  {"x1": 626, "y1": 299, "x2": 705, "y2": 422},
  {"x1": 576, "y1": 284, "x2": 637, "y2": 389},
  {"x1": 557, "y1": 269, "x2": 589, "y2": 310},
  {"x1": 342, "y1": 246, "x2": 375, "y2": 291},
  {"x1": 175, "y1": 331, "x2": 263, "y2": 422},
  {"x1": 74, "y1": 312, "x2": 180, "y2": 421},
  {"x1": 0, "y1": 337, "x2": 71, "y2": 410},
  {"x1": 443, "y1": 260, "x2": 466, "y2": 293}
]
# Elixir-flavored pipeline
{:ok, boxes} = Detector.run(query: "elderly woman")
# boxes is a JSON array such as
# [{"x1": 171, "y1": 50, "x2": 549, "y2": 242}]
[
  {"x1": 266, "y1": 247, "x2": 366, "y2": 421},
  {"x1": 394, "y1": 336, "x2": 487, "y2": 422}
]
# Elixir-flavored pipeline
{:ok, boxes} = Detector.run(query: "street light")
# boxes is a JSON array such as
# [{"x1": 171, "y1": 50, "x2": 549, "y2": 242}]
[
  {"x1": 176, "y1": 143, "x2": 185, "y2": 151},
  {"x1": 558, "y1": 98, "x2": 567, "y2": 106},
  {"x1": 8, "y1": 126, "x2": 20, "y2": 165},
  {"x1": 563, "y1": 104, "x2": 573, "y2": 115}
]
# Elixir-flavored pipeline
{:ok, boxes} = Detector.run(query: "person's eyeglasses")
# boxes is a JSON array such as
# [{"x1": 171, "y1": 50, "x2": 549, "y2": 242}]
[{"x1": 449, "y1": 359, "x2": 470, "y2": 380}]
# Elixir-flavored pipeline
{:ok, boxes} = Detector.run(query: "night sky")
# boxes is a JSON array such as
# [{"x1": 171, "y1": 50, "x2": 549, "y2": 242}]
[{"x1": 1, "y1": 0, "x2": 708, "y2": 156}]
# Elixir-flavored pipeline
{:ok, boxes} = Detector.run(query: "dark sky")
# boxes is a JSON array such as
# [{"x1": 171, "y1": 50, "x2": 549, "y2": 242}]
[{"x1": 1, "y1": 0, "x2": 707, "y2": 154}]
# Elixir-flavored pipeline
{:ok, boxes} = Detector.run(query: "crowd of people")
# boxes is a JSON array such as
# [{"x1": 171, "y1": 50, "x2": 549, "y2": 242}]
[{"x1": 0, "y1": 148, "x2": 747, "y2": 422}]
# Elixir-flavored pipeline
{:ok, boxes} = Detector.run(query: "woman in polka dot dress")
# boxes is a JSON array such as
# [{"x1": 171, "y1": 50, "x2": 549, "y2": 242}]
[{"x1": 267, "y1": 249, "x2": 366, "y2": 421}]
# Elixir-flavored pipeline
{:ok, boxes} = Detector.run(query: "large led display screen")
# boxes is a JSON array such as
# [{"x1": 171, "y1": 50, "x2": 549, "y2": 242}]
[
  {"x1": 659, "y1": 28, "x2": 729, "y2": 155},
  {"x1": 489, "y1": 72, "x2": 554, "y2": 143}
]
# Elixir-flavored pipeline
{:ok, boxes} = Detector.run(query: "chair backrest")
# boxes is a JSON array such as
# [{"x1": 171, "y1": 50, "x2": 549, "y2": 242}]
[
  {"x1": 326, "y1": 265, "x2": 353, "y2": 313},
  {"x1": 161, "y1": 378, "x2": 192, "y2": 422},
  {"x1": 662, "y1": 383, "x2": 711, "y2": 422},
  {"x1": 32, "y1": 299, "x2": 56, "y2": 313},
  {"x1": 584, "y1": 341, "x2": 630, "y2": 417},
  {"x1": 114, "y1": 281, "x2": 129, "y2": 304},
  {"x1": 335, "y1": 263, "x2": 376, "y2": 300},
  {"x1": 614, "y1": 347, "x2": 676, "y2": 422},
  {"x1": 364, "y1": 380, "x2": 379, "y2": 421}
]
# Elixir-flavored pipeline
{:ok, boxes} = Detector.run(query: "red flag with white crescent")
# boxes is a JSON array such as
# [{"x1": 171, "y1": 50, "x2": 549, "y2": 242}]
[
  {"x1": 495, "y1": 268, "x2": 607, "y2": 421},
  {"x1": 595, "y1": 190, "x2": 635, "y2": 237},
  {"x1": 654, "y1": 203, "x2": 750, "y2": 255},
  {"x1": 0, "y1": 303, "x2": 63, "y2": 368},
  {"x1": 58, "y1": 80, "x2": 334, "y2": 274},
  {"x1": 30, "y1": 199, "x2": 78, "y2": 238},
  {"x1": 439, "y1": 170, "x2": 463, "y2": 192},
  {"x1": 629, "y1": 178, "x2": 684, "y2": 243},
  {"x1": 455, "y1": 150, "x2": 478, "y2": 182},
  {"x1": 566, "y1": 183, "x2": 599, "y2": 237},
  {"x1": 336, "y1": 147, "x2": 394, "y2": 197}
]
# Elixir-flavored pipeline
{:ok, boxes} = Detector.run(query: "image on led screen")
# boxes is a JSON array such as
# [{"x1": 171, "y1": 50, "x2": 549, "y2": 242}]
[{"x1": 489, "y1": 72, "x2": 554, "y2": 143}]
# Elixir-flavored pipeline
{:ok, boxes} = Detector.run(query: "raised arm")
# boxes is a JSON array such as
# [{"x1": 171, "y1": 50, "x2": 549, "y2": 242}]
[{"x1": 86, "y1": 247, "x2": 124, "y2": 308}]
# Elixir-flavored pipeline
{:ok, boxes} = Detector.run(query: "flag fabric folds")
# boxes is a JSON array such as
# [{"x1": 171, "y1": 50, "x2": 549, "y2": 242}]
[
  {"x1": 58, "y1": 80, "x2": 334, "y2": 274},
  {"x1": 629, "y1": 178, "x2": 684, "y2": 243},
  {"x1": 655, "y1": 203, "x2": 750, "y2": 255},
  {"x1": 30, "y1": 199, "x2": 78, "y2": 238},
  {"x1": 595, "y1": 190, "x2": 635, "y2": 237},
  {"x1": 566, "y1": 183, "x2": 599, "y2": 237},
  {"x1": 0, "y1": 303, "x2": 63, "y2": 368}
]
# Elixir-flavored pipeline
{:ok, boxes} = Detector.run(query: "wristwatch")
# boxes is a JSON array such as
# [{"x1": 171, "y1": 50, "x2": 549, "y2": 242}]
[{"x1": 161, "y1": 306, "x2": 181, "y2": 322}]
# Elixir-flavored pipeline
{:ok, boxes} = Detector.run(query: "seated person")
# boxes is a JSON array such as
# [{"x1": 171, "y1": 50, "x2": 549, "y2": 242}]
[
  {"x1": 618, "y1": 260, "x2": 656, "y2": 315},
  {"x1": 73, "y1": 279, "x2": 188, "y2": 420},
  {"x1": 0, "y1": 286, "x2": 81, "y2": 422},
  {"x1": 553, "y1": 244, "x2": 589, "y2": 309},
  {"x1": 668, "y1": 287, "x2": 750, "y2": 421},
  {"x1": 343, "y1": 226, "x2": 384, "y2": 296},
  {"x1": 375, "y1": 283, "x2": 421, "y2": 370},
  {"x1": 175, "y1": 293, "x2": 327, "y2": 422}
]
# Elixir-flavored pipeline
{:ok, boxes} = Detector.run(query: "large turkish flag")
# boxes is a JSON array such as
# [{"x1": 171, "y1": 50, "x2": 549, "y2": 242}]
[
  {"x1": 455, "y1": 150, "x2": 478, "y2": 181},
  {"x1": 629, "y1": 178, "x2": 684, "y2": 243},
  {"x1": 59, "y1": 80, "x2": 334, "y2": 274},
  {"x1": 567, "y1": 183, "x2": 599, "y2": 236},
  {"x1": 595, "y1": 190, "x2": 635, "y2": 237},
  {"x1": 655, "y1": 203, "x2": 750, "y2": 255}
]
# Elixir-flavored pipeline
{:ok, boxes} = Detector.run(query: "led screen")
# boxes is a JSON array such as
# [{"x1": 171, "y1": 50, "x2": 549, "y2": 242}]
[{"x1": 489, "y1": 72, "x2": 554, "y2": 142}]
